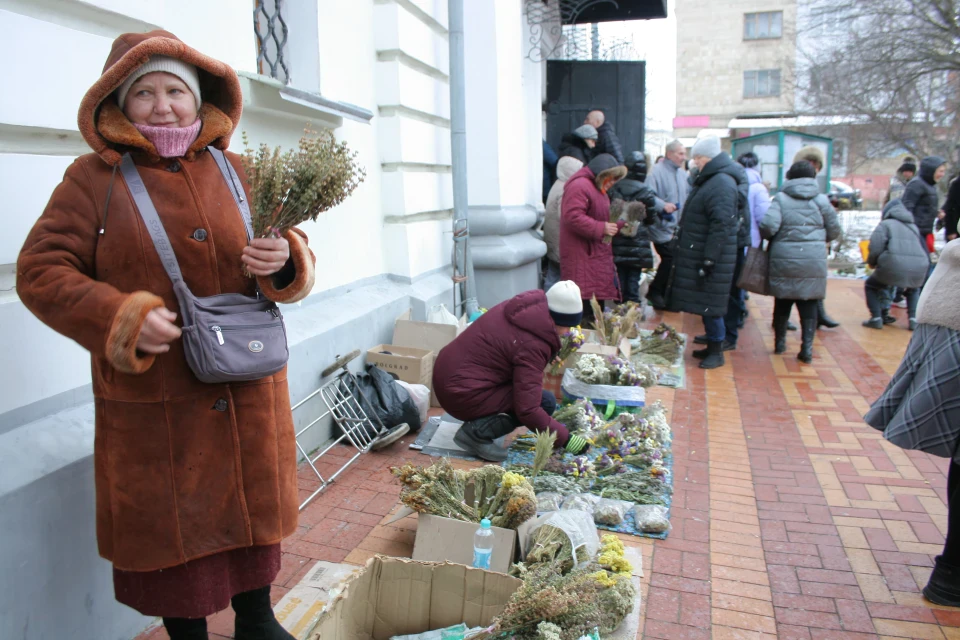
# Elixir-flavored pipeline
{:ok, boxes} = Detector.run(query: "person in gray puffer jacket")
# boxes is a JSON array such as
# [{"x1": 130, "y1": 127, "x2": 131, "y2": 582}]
[
  {"x1": 863, "y1": 199, "x2": 931, "y2": 330},
  {"x1": 761, "y1": 161, "x2": 841, "y2": 364}
]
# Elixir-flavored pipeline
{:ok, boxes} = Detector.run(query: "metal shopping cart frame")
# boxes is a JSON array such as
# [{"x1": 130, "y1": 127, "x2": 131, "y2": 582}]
[{"x1": 291, "y1": 350, "x2": 409, "y2": 511}]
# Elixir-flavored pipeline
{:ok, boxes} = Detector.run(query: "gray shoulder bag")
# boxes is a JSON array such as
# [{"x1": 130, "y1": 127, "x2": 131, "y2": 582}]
[{"x1": 119, "y1": 148, "x2": 289, "y2": 383}]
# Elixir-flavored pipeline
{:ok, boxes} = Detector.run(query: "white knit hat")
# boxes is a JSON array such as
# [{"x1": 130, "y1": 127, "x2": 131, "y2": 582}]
[
  {"x1": 546, "y1": 281, "x2": 583, "y2": 327},
  {"x1": 116, "y1": 55, "x2": 202, "y2": 110},
  {"x1": 691, "y1": 135, "x2": 721, "y2": 160}
]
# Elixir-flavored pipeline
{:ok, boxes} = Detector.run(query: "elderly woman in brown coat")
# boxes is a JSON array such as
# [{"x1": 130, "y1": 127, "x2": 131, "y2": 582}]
[{"x1": 17, "y1": 30, "x2": 315, "y2": 640}]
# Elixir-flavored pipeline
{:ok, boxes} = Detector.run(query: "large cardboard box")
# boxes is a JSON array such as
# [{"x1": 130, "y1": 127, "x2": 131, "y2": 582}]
[
  {"x1": 308, "y1": 556, "x2": 520, "y2": 640},
  {"x1": 391, "y1": 311, "x2": 467, "y2": 407},
  {"x1": 366, "y1": 345, "x2": 434, "y2": 390},
  {"x1": 412, "y1": 514, "x2": 517, "y2": 575}
]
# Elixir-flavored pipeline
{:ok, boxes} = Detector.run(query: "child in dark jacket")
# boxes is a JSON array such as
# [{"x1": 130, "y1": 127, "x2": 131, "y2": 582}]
[
  {"x1": 608, "y1": 151, "x2": 660, "y2": 303},
  {"x1": 863, "y1": 199, "x2": 931, "y2": 330}
]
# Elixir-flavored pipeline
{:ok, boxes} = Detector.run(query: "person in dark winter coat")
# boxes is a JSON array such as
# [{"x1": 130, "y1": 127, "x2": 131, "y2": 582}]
[
  {"x1": 942, "y1": 175, "x2": 960, "y2": 242},
  {"x1": 585, "y1": 110, "x2": 625, "y2": 164},
  {"x1": 560, "y1": 154, "x2": 628, "y2": 326},
  {"x1": 760, "y1": 161, "x2": 841, "y2": 364},
  {"x1": 903, "y1": 155, "x2": 947, "y2": 247},
  {"x1": 608, "y1": 151, "x2": 659, "y2": 303},
  {"x1": 644, "y1": 140, "x2": 689, "y2": 309},
  {"x1": 558, "y1": 125, "x2": 597, "y2": 165},
  {"x1": 667, "y1": 136, "x2": 740, "y2": 370},
  {"x1": 864, "y1": 239, "x2": 960, "y2": 607},
  {"x1": 434, "y1": 283, "x2": 590, "y2": 462},
  {"x1": 862, "y1": 199, "x2": 931, "y2": 330}
]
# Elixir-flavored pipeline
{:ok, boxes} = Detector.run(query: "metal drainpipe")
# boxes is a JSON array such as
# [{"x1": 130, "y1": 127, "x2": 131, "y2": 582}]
[{"x1": 449, "y1": 0, "x2": 479, "y2": 317}]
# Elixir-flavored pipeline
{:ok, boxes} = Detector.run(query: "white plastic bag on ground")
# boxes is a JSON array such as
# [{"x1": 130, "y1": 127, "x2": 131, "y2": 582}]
[
  {"x1": 593, "y1": 499, "x2": 632, "y2": 526},
  {"x1": 427, "y1": 304, "x2": 459, "y2": 326},
  {"x1": 561, "y1": 492, "x2": 600, "y2": 515},
  {"x1": 632, "y1": 505, "x2": 670, "y2": 534},
  {"x1": 395, "y1": 380, "x2": 430, "y2": 424},
  {"x1": 525, "y1": 510, "x2": 600, "y2": 565}
]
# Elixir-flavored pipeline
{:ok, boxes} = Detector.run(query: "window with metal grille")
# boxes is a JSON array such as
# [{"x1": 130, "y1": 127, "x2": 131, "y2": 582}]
[
  {"x1": 743, "y1": 69, "x2": 781, "y2": 98},
  {"x1": 254, "y1": 0, "x2": 290, "y2": 84},
  {"x1": 744, "y1": 11, "x2": 783, "y2": 40}
]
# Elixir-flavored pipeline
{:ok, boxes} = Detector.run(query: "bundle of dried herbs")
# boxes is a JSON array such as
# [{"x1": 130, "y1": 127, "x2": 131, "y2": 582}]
[
  {"x1": 391, "y1": 460, "x2": 536, "y2": 529},
  {"x1": 532, "y1": 431, "x2": 558, "y2": 477},
  {"x1": 525, "y1": 524, "x2": 580, "y2": 572},
  {"x1": 530, "y1": 474, "x2": 587, "y2": 495},
  {"x1": 573, "y1": 354, "x2": 657, "y2": 388},
  {"x1": 550, "y1": 326, "x2": 585, "y2": 374},
  {"x1": 633, "y1": 322, "x2": 685, "y2": 366},
  {"x1": 592, "y1": 471, "x2": 672, "y2": 506},
  {"x1": 552, "y1": 399, "x2": 604, "y2": 433},
  {"x1": 240, "y1": 128, "x2": 365, "y2": 238}
]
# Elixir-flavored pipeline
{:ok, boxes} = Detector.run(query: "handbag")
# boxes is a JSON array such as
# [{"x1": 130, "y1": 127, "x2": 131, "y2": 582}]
[
  {"x1": 737, "y1": 243, "x2": 770, "y2": 296},
  {"x1": 119, "y1": 148, "x2": 289, "y2": 383}
]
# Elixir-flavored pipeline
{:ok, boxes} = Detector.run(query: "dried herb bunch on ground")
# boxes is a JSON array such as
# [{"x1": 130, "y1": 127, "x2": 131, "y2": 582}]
[
  {"x1": 391, "y1": 459, "x2": 536, "y2": 529},
  {"x1": 573, "y1": 353, "x2": 657, "y2": 388},
  {"x1": 240, "y1": 128, "x2": 365, "y2": 238},
  {"x1": 633, "y1": 322, "x2": 685, "y2": 366},
  {"x1": 552, "y1": 399, "x2": 604, "y2": 433}
]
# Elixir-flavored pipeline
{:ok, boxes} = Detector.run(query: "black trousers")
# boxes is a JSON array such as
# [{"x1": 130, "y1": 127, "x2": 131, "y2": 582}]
[
  {"x1": 944, "y1": 460, "x2": 960, "y2": 565},
  {"x1": 774, "y1": 298, "x2": 818, "y2": 322},
  {"x1": 649, "y1": 243, "x2": 673, "y2": 299},
  {"x1": 617, "y1": 265, "x2": 642, "y2": 303},
  {"x1": 474, "y1": 390, "x2": 558, "y2": 439}
]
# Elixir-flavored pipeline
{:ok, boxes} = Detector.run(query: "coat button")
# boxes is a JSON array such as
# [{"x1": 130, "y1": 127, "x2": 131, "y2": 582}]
[
  {"x1": 192, "y1": 228, "x2": 208, "y2": 242},
  {"x1": 214, "y1": 399, "x2": 228, "y2": 412},
  {"x1": 166, "y1": 161, "x2": 181, "y2": 173}
]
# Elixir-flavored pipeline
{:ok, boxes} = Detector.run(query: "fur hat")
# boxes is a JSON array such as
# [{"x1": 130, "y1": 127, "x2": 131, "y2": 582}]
[
  {"x1": 574, "y1": 124, "x2": 599, "y2": 141},
  {"x1": 691, "y1": 136, "x2": 721, "y2": 160},
  {"x1": 116, "y1": 55, "x2": 202, "y2": 110},
  {"x1": 898, "y1": 161, "x2": 918, "y2": 174},
  {"x1": 793, "y1": 145, "x2": 825, "y2": 171},
  {"x1": 546, "y1": 281, "x2": 583, "y2": 327}
]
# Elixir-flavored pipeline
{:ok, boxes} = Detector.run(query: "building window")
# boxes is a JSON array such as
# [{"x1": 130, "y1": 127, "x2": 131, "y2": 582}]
[
  {"x1": 744, "y1": 12, "x2": 783, "y2": 40},
  {"x1": 254, "y1": 0, "x2": 290, "y2": 84},
  {"x1": 743, "y1": 69, "x2": 781, "y2": 98}
]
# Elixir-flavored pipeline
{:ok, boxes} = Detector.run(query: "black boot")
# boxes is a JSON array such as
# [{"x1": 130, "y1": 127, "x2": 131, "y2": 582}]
[
  {"x1": 693, "y1": 334, "x2": 708, "y2": 345},
  {"x1": 773, "y1": 314, "x2": 789, "y2": 355},
  {"x1": 924, "y1": 556, "x2": 960, "y2": 607},
  {"x1": 453, "y1": 414, "x2": 514, "y2": 462},
  {"x1": 163, "y1": 618, "x2": 208, "y2": 640},
  {"x1": 798, "y1": 319, "x2": 817, "y2": 364},
  {"x1": 817, "y1": 300, "x2": 840, "y2": 329},
  {"x1": 233, "y1": 587, "x2": 296, "y2": 640},
  {"x1": 698, "y1": 341, "x2": 725, "y2": 369},
  {"x1": 774, "y1": 319, "x2": 798, "y2": 331}
]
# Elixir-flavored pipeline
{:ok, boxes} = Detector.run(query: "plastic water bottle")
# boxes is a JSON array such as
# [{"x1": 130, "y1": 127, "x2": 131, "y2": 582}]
[{"x1": 473, "y1": 518, "x2": 494, "y2": 570}]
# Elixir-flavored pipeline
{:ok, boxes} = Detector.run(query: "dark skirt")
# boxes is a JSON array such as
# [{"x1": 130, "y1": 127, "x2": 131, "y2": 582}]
[{"x1": 113, "y1": 544, "x2": 281, "y2": 618}]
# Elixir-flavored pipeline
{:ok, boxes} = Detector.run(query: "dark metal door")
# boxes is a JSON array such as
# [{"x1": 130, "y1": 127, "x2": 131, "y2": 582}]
[{"x1": 546, "y1": 61, "x2": 646, "y2": 160}]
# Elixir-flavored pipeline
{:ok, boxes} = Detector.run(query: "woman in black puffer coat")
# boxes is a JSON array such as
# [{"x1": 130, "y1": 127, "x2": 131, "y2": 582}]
[
  {"x1": 608, "y1": 151, "x2": 659, "y2": 302},
  {"x1": 666, "y1": 137, "x2": 740, "y2": 369}
]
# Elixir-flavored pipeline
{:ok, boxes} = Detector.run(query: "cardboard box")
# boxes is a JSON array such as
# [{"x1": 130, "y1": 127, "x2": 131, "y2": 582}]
[
  {"x1": 308, "y1": 556, "x2": 520, "y2": 640},
  {"x1": 366, "y1": 345, "x2": 434, "y2": 390},
  {"x1": 412, "y1": 514, "x2": 517, "y2": 574},
  {"x1": 564, "y1": 329, "x2": 631, "y2": 367},
  {"x1": 274, "y1": 561, "x2": 362, "y2": 639},
  {"x1": 391, "y1": 311, "x2": 467, "y2": 407}
]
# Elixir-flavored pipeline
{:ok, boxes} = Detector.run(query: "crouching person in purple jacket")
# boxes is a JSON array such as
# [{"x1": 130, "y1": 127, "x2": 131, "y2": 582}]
[{"x1": 433, "y1": 281, "x2": 590, "y2": 461}]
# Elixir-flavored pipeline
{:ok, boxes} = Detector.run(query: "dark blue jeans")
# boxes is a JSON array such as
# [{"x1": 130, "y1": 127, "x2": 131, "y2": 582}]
[
  {"x1": 702, "y1": 315, "x2": 725, "y2": 343},
  {"x1": 724, "y1": 247, "x2": 747, "y2": 345}
]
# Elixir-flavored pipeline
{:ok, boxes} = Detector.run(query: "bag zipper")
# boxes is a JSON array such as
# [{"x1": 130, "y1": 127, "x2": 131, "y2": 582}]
[{"x1": 211, "y1": 322, "x2": 279, "y2": 346}]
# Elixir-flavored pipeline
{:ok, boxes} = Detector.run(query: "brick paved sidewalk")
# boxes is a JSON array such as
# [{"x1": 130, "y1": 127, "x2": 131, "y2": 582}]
[{"x1": 140, "y1": 279, "x2": 960, "y2": 639}]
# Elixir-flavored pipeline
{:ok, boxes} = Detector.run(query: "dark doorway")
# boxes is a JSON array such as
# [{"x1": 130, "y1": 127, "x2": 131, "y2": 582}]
[{"x1": 546, "y1": 61, "x2": 646, "y2": 160}]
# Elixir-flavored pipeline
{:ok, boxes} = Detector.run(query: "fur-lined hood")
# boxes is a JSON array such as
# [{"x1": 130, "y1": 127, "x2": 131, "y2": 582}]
[
  {"x1": 587, "y1": 153, "x2": 627, "y2": 190},
  {"x1": 78, "y1": 30, "x2": 243, "y2": 166}
]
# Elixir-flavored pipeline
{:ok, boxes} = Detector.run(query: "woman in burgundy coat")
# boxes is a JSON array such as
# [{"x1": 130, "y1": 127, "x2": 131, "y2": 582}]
[
  {"x1": 560, "y1": 154, "x2": 628, "y2": 327},
  {"x1": 433, "y1": 282, "x2": 591, "y2": 461}
]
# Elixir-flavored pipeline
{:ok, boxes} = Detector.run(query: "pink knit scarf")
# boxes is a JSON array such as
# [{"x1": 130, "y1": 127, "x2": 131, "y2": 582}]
[{"x1": 134, "y1": 118, "x2": 202, "y2": 158}]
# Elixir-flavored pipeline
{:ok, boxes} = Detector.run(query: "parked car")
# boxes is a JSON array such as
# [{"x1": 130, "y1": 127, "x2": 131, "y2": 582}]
[{"x1": 828, "y1": 181, "x2": 863, "y2": 210}]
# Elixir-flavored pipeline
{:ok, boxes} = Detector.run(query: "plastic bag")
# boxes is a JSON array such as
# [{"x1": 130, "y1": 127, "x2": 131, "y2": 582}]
[
  {"x1": 535, "y1": 492, "x2": 564, "y2": 512},
  {"x1": 396, "y1": 380, "x2": 430, "y2": 424},
  {"x1": 593, "y1": 498, "x2": 631, "y2": 526},
  {"x1": 348, "y1": 365, "x2": 421, "y2": 436},
  {"x1": 561, "y1": 493, "x2": 600, "y2": 515},
  {"x1": 391, "y1": 624, "x2": 485, "y2": 640},
  {"x1": 632, "y1": 504, "x2": 671, "y2": 533},
  {"x1": 561, "y1": 369, "x2": 646, "y2": 407},
  {"x1": 427, "y1": 304, "x2": 459, "y2": 326},
  {"x1": 525, "y1": 510, "x2": 600, "y2": 566}
]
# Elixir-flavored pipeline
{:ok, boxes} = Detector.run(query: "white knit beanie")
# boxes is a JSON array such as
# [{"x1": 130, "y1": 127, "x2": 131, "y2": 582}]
[
  {"x1": 116, "y1": 55, "x2": 202, "y2": 110},
  {"x1": 691, "y1": 135, "x2": 721, "y2": 160},
  {"x1": 546, "y1": 281, "x2": 584, "y2": 327}
]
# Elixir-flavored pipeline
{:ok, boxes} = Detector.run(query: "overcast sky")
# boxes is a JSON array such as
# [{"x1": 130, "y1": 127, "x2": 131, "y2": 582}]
[{"x1": 597, "y1": 0, "x2": 677, "y2": 132}]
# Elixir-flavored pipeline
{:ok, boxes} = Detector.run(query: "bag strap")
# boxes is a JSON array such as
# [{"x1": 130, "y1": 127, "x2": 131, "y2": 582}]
[
  {"x1": 119, "y1": 153, "x2": 184, "y2": 285},
  {"x1": 208, "y1": 147, "x2": 254, "y2": 242}
]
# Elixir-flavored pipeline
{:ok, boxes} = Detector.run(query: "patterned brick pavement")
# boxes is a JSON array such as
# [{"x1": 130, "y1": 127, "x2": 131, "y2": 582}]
[{"x1": 139, "y1": 279, "x2": 960, "y2": 639}]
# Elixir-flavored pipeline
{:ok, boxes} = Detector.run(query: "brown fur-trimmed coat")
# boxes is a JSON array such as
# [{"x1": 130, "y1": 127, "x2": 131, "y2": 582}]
[{"x1": 16, "y1": 31, "x2": 315, "y2": 572}]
